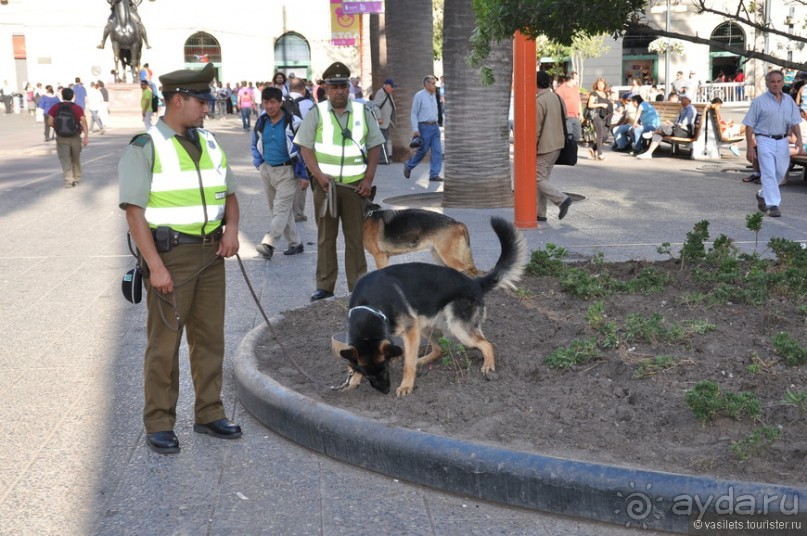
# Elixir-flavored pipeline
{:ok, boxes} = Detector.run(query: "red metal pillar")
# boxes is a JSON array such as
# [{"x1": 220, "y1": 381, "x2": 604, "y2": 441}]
[{"x1": 513, "y1": 32, "x2": 537, "y2": 229}]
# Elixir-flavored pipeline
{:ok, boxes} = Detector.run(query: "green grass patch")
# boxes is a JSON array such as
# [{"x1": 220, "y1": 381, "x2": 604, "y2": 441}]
[
  {"x1": 772, "y1": 332, "x2": 807, "y2": 366},
  {"x1": 730, "y1": 427, "x2": 781, "y2": 461},
  {"x1": 684, "y1": 380, "x2": 761, "y2": 423}
]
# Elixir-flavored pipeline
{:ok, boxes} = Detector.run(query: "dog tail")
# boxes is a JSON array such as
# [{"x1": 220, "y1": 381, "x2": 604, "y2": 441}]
[{"x1": 476, "y1": 216, "x2": 527, "y2": 294}]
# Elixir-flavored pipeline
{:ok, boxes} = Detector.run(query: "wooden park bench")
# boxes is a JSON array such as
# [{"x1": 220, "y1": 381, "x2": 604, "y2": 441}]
[
  {"x1": 649, "y1": 101, "x2": 709, "y2": 158},
  {"x1": 788, "y1": 154, "x2": 807, "y2": 181}
]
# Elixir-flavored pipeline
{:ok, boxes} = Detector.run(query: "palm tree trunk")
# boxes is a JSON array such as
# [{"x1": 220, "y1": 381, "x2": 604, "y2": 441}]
[
  {"x1": 441, "y1": 0, "x2": 513, "y2": 208},
  {"x1": 385, "y1": 0, "x2": 434, "y2": 162}
]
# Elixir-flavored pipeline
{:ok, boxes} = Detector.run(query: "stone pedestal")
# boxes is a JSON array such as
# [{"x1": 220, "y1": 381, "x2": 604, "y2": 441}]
[{"x1": 106, "y1": 83, "x2": 150, "y2": 129}]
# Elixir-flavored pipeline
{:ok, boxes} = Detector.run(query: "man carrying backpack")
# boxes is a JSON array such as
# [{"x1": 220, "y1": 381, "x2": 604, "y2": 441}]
[
  {"x1": 48, "y1": 87, "x2": 89, "y2": 188},
  {"x1": 250, "y1": 86, "x2": 305, "y2": 259}
]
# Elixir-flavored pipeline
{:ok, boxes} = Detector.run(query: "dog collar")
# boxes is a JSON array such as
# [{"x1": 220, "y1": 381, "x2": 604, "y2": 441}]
[{"x1": 349, "y1": 305, "x2": 387, "y2": 323}]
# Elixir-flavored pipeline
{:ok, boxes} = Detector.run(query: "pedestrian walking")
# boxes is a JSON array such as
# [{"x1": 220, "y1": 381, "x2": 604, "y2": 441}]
[
  {"x1": 742, "y1": 70, "x2": 803, "y2": 217},
  {"x1": 403, "y1": 75, "x2": 443, "y2": 182},
  {"x1": 48, "y1": 87, "x2": 89, "y2": 188}
]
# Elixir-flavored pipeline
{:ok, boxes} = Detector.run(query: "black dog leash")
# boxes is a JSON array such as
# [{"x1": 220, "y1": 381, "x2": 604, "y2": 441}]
[{"x1": 234, "y1": 253, "x2": 327, "y2": 388}]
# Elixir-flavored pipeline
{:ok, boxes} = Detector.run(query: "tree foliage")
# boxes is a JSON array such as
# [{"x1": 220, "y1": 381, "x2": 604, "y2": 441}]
[{"x1": 471, "y1": 0, "x2": 807, "y2": 75}]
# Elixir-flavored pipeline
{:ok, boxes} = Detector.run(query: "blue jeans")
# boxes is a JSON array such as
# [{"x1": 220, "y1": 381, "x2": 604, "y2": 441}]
[
  {"x1": 405, "y1": 122, "x2": 443, "y2": 178},
  {"x1": 612, "y1": 124, "x2": 632, "y2": 149},
  {"x1": 632, "y1": 124, "x2": 657, "y2": 149},
  {"x1": 240, "y1": 107, "x2": 251, "y2": 130}
]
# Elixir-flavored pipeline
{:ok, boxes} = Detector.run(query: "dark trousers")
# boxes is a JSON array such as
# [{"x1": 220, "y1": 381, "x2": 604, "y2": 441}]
[
  {"x1": 311, "y1": 180, "x2": 367, "y2": 292},
  {"x1": 142, "y1": 244, "x2": 227, "y2": 433}
]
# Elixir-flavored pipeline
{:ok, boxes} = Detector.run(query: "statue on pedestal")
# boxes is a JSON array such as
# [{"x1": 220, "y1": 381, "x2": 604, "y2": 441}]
[{"x1": 97, "y1": 0, "x2": 151, "y2": 82}]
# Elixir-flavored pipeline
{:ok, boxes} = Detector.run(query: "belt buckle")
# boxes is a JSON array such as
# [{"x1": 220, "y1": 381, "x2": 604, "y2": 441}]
[{"x1": 201, "y1": 234, "x2": 215, "y2": 246}]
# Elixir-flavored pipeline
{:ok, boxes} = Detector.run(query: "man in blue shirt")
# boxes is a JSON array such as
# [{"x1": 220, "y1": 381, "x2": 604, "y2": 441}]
[
  {"x1": 72, "y1": 77, "x2": 87, "y2": 110},
  {"x1": 250, "y1": 87, "x2": 304, "y2": 259},
  {"x1": 403, "y1": 75, "x2": 443, "y2": 182},
  {"x1": 628, "y1": 95, "x2": 660, "y2": 156},
  {"x1": 743, "y1": 70, "x2": 804, "y2": 217}
]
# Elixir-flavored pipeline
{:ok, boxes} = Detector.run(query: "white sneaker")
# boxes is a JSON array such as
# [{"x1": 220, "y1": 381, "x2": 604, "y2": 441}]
[
  {"x1": 636, "y1": 152, "x2": 652, "y2": 159},
  {"x1": 729, "y1": 145, "x2": 740, "y2": 157}
]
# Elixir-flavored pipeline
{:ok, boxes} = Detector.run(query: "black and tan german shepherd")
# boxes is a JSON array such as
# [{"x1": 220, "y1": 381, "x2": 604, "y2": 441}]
[
  {"x1": 339, "y1": 216, "x2": 526, "y2": 397},
  {"x1": 363, "y1": 208, "x2": 478, "y2": 275}
]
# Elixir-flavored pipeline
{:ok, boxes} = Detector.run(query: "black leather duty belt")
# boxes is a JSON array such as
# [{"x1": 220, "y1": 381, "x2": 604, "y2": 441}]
[
  {"x1": 270, "y1": 160, "x2": 293, "y2": 167},
  {"x1": 419, "y1": 121, "x2": 437, "y2": 125},
  {"x1": 756, "y1": 134, "x2": 786, "y2": 140},
  {"x1": 154, "y1": 228, "x2": 222, "y2": 246}
]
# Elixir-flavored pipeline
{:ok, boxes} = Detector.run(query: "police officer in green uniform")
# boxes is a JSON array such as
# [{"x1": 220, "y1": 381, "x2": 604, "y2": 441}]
[
  {"x1": 294, "y1": 62, "x2": 384, "y2": 301},
  {"x1": 118, "y1": 63, "x2": 242, "y2": 454}
]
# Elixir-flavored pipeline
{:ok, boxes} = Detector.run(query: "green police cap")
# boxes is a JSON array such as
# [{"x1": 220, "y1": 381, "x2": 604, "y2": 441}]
[
  {"x1": 322, "y1": 62, "x2": 350, "y2": 84},
  {"x1": 159, "y1": 63, "x2": 215, "y2": 101}
]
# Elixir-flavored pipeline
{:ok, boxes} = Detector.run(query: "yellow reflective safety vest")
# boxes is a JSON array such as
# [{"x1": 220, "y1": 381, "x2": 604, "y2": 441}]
[
  {"x1": 313, "y1": 100, "x2": 368, "y2": 184},
  {"x1": 144, "y1": 127, "x2": 228, "y2": 236}
]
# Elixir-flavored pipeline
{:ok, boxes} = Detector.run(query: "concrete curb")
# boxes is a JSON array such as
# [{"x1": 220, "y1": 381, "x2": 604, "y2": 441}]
[{"x1": 235, "y1": 324, "x2": 807, "y2": 534}]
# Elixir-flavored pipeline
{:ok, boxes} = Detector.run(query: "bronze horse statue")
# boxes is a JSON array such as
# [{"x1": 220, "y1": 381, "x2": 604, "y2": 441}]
[{"x1": 101, "y1": 0, "x2": 144, "y2": 81}]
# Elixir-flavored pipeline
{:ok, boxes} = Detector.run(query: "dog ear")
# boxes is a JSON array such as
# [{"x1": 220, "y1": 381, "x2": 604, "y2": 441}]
[
  {"x1": 340, "y1": 347, "x2": 359, "y2": 364},
  {"x1": 380, "y1": 340, "x2": 403, "y2": 358}
]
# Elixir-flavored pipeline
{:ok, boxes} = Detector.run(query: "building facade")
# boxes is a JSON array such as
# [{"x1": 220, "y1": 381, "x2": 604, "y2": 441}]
[
  {"x1": 580, "y1": 1, "x2": 807, "y2": 98},
  {"x1": 0, "y1": 0, "x2": 370, "y2": 91}
]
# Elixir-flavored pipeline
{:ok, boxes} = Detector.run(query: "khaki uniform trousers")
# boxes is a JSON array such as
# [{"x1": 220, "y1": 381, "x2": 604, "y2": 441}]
[
  {"x1": 312, "y1": 179, "x2": 367, "y2": 292},
  {"x1": 258, "y1": 163, "x2": 301, "y2": 248},
  {"x1": 537, "y1": 149, "x2": 567, "y2": 218},
  {"x1": 142, "y1": 242, "x2": 226, "y2": 433},
  {"x1": 56, "y1": 135, "x2": 83, "y2": 185}
]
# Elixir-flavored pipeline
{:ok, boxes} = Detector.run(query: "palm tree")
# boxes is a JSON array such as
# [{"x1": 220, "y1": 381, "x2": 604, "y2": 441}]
[
  {"x1": 383, "y1": 0, "x2": 435, "y2": 162},
  {"x1": 441, "y1": 0, "x2": 513, "y2": 207}
]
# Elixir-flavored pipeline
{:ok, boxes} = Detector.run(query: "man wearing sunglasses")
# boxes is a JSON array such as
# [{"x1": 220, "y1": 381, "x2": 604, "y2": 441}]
[{"x1": 295, "y1": 62, "x2": 384, "y2": 302}]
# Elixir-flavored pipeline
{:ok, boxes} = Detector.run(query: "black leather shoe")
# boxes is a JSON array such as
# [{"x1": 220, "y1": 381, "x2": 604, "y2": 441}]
[
  {"x1": 283, "y1": 244, "x2": 304, "y2": 256},
  {"x1": 147, "y1": 431, "x2": 180, "y2": 454},
  {"x1": 193, "y1": 418, "x2": 242, "y2": 439},
  {"x1": 256, "y1": 243, "x2": 274, "y2": 259},
  {"x1": 429, "y1": 176, "x2": 444, "y2": 182},
  {"x1": 310, "y1": 289, "x2": 334, "y2": 301},
  {"x1": 537, "y1": 216, "x2": 547, "y2": 222},
  {"x1": 755, "y1": 192, "x2": 766, "y2": 212},
  {"x1": 403, "y1": 166, "x2": 411, "y2": 179},
  {"x1": 558, "y1": 197, "x2": 572, "y2": 220}
]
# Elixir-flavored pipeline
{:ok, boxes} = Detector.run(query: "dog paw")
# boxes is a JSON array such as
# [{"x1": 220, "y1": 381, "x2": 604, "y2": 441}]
[
  {"x1": 481, "y1": 365, "x2": 497, "y2": 380},
  {"x1": 395, "y1": 384, "x2": 414, "y2": 397}
]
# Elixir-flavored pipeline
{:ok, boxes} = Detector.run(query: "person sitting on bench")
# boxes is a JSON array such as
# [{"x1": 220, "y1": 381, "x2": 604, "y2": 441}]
[{"x1": 636, "y1": 95, "x2": 695, "y2": 159}]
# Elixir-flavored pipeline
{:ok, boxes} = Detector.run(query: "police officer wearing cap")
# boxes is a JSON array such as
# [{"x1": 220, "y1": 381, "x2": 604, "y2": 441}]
[
  {"x1": 118, "y1": 63, "x2": 243, "y2": 454},
  {"x1": 294, "y1": 62, "x2": 384, "y2": 301}
]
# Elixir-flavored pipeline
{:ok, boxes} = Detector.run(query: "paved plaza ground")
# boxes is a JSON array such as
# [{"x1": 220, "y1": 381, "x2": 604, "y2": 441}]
[{"x1": 1, "y1": 104, "x2": 804, "y2": 535}]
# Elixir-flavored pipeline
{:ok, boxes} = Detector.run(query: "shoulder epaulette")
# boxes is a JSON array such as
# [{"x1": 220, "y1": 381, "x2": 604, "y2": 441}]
[{"x1": 129, "y1": 133, "x2": 151, "y2": 147}]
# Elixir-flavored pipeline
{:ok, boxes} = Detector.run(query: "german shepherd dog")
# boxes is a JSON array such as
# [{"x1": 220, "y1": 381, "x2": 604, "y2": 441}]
[
  {"x1": 339, "y1": 216, "x2": 526, "y2": 397},
  {"x1": 363, "y1": 208, "x2": 478, "y2": 275}
]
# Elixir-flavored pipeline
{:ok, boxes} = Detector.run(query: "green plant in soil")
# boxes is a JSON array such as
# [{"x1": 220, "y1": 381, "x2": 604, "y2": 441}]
[
  {"x1": 783, "y1": 388, "x2": 807, "y2": 413},
  {"x1": 745, "y1": 212, "x2": 763, "y2": 253},
  {"x1": 771, "y1": 332, "x2": 807, "y2": 366},
  {"x1": 633, "y1": 355, "x2": 679, "y2": 379},
  {"x1": 525, "y1": 243, "x2": 567, "y2": 277},
  {"x1": 684, "y1": 380, "x2": 761, "y2": 423},
  {"x1": 730, "y1": 426, "x2": 781, "y2": 461},
  {"x1": 680, "y1": 220, "x2": 709, "y2": 269},
  {"x1": 544, "y1": 337, "x2": 600, "y2": 369},
  {"x1": 438, "y1": 337, "x2": 472, "y2": 377}
]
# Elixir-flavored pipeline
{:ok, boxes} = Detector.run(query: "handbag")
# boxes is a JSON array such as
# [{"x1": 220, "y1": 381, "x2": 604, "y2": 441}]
[{"x1": 555, "y1": 94, "x2": 578, "y2": 166}]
